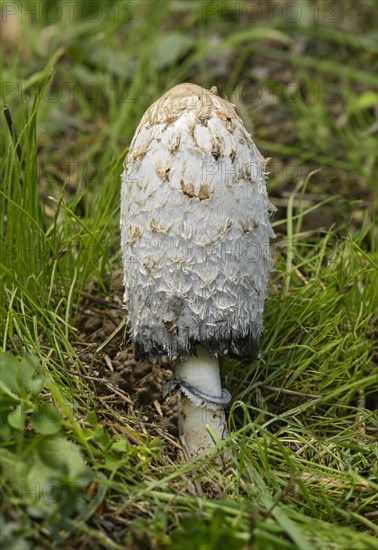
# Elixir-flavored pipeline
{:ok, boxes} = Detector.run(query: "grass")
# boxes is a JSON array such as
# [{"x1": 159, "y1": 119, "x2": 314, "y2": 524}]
[{"x1": 1, "y1": 0, "x2": 377, "y2": 548}]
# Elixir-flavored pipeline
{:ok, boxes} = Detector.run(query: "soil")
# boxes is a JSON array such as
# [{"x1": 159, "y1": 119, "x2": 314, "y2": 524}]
[{"x1": 75, "y1": 268, "x2": 180, "y2": 448}]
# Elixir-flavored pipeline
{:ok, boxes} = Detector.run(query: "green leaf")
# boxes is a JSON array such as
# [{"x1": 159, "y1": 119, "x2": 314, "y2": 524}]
[
  {"x1": 111, "y1": 439, "x2": 129, "y2": 453},
  {"x1": 148, "y1": 33, "x2": 194, "y2": 70},
  {"x1": 93, "y1": 426, "x2": 112, "y2": 448},
  {"x1": 0, "y1": 517, "x2": 32, "y2": 550},
  {"x1": 86, "y1": 412, "x2": 98, "y2": 427},
  {"x1": 351, "y1": 91, "x2": 378, "y2": 113},
  {"x1": 0, "y1": 352, "x2": 25, "y2": 396},
  {"x1": 0, "y1": 418, "x2": 12, "y2": 441},
  {"x1": 35, "y1": 435, "x2": 87, "y2": 479},
  {"x1": 31, "y1": 404, "x2": 61, "y2": 435},
  {"x1": 0, "y1": 352, "x2": 43, "y2": 398},
  {"x1": 171, "y1": 509, "x2": 247, "y2": 550},
  {"x1": 7, "y1": 404, "x2": 25, "y2": 431},
  {"x1": 28, "y1": 378, "x2": 44, "y2": 397},
  {"x1": 4, "y1": 435, "x2": 89, "y2": 510}
]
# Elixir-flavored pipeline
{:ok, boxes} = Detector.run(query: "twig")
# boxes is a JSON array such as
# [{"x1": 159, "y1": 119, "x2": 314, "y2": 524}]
[
  {"x1": 262, "y1": 385, "x2": 320, "y2": 399},
  {"x1": 356, "y1": 389, "x2": 366, "y2": 435},
  {"x1": 294, "y1": 268, "x2": 309, "y2": 285},
  {"x1": 151, "y1": 425, "x2": 182, "y2": 451},
  {"x1": 265, "y1": 475, "x2": 296, "y2": 518},
  {"x1": 68, "y1": 369, "x2": 133, "y2": 405},
  {"x1": 81, "y1": 291, "x2": 124, "y2": 309}
]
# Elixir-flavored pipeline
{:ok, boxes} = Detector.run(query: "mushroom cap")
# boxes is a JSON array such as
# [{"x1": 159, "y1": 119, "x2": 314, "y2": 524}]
[{"x1": 120, "y1": 83, "x2": 275, "y2": 362}]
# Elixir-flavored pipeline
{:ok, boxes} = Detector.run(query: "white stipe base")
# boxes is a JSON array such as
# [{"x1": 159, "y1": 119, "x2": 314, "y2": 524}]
[{"x1": 175, "y1": 347, "x2": 228, "y2": 457}]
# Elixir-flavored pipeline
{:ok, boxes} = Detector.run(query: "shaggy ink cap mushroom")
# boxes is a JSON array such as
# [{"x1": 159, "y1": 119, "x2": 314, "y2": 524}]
[
  {"x1": 121, "y1": 83, "x2": 275, "y2": 363},
  {"x1": 120, "y1": 83, "x2": 275, "y2": 457}
]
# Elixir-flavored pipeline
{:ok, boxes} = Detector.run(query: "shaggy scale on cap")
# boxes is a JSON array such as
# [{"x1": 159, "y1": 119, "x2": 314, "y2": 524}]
[{"x1": 120, "y1": 83, "x2": 275, "y2": 363}]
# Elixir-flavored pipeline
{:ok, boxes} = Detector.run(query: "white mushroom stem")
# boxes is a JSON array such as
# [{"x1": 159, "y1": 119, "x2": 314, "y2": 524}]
[{"x1": 175, "y1": 347, "x2": 228, "y2": 457}]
